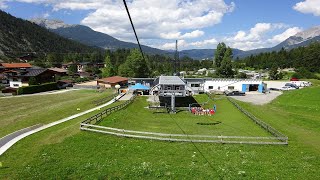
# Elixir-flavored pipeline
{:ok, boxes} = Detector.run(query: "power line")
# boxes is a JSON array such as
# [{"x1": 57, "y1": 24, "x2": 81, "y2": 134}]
[{"x1": 122, "y1": 0, "x2": 147, "y2": 62}]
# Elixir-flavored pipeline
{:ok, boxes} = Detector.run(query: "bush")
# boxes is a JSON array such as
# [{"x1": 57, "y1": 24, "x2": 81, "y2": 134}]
[{"x1": 17, "y1": 82, "x2": 58, "y2": 95}]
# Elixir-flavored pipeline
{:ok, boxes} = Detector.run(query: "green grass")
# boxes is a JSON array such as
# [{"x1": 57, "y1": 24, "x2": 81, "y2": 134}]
[
  {"x1": 0, "y1": 89, "x2": 114, "y2": 138},
  {"x1": 98, "y1": 95, "x2": 270, "y2": 137},
  {"x1": 1, "y1": 83, "x2": 320, "y2": 179}
]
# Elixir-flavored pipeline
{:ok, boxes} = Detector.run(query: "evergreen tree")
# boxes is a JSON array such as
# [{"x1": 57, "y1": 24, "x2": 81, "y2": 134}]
[
  {"x1": 118, "y1": 49, "x2": 150, "y2": 78},
  {"x1": 218, "y1": 47, "x2": 234, "y2": 78},
  {"x1": 214, "y1": 42, "x2": 227, "y2": 68},
  {"x1": 101, "y1": 54, "x2": 116, "y2": 77}
]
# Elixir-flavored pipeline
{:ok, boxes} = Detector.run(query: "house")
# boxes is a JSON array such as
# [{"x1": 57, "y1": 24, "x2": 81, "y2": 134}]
[
  {"x1": 62, "y1": 62, "x2": 105, "y2": 73},
  {"x1": 6, "y1": 68, "x2": 57, "y2": 88},
  {"x1": 97, "y1": 76, "x2": 128, "y2": 88},
  {"x1": 48, "y1": 67, "x2": 68, "y2": 76},
  {"x1": 0, "y1": 63, "x2": 32, "y2": 73}
]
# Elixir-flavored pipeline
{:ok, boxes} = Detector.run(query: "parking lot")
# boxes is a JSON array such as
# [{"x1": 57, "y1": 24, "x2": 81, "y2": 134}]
[{"x1": 230, "y1": 91, "x2": 282, "y2": 105}]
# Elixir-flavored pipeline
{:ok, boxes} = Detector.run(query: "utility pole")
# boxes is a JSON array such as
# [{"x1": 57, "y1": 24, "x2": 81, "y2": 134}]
[{"x1": 174, "y1": 40, "x2": 179, "y2": 75}]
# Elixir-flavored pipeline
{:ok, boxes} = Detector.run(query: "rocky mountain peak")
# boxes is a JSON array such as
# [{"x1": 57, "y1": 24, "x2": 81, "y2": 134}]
[{"x1": 30, "y1": 18, "x2": 75, "y2": 29}]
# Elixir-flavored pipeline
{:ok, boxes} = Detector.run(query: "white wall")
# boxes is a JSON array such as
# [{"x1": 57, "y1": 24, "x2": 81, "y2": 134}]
[
  {"x1": 263, "y1": 81, "x2": 288, "y2": 89},
  {"x1": 204, "y1": 79, "x2": 262, "y2": 92},
  {"x1": 9, "y1": 78, "x2": 22, "y2": 88}
]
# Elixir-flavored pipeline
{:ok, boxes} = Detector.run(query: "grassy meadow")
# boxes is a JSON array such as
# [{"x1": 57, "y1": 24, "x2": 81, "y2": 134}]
[
  {"x1": 0, "y1": 89, "x2": 114, "y2": 138},
  {"x1": 0, "y1": 80, "x2": 320, "y2": 179},
  {"x1": 98, "y1": 95, "x2": 271, "y2": 137}
]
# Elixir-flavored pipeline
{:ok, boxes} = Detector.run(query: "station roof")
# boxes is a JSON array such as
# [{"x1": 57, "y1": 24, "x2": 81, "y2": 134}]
[{"x1": 158, "y1": 76, "x2": 185, "y2": 85}]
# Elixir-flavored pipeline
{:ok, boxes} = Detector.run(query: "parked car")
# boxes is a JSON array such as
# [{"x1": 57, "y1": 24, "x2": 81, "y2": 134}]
[
  {"x1": 280, "y1": 86, "x2": 296, "y2": 91},
  {"x1": 224, "y1": 90, "x2": 245, "y2": 96},
  {"x1": 285, "y1": 83, "x2": 299, "y2": 89}
]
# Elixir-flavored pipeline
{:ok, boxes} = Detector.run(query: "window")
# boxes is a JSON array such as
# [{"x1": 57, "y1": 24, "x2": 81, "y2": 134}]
[
  {"x1": 13, "y1": 84, "x2": 19, "y2": 87},
  {"x1": 191, "y1": 84, "x2": 200, "y2": 87},
  {"x1": 175, "y1": 86, "x2": 180, "y2": 90},
  {"x1": 209, "y1": 86, "x2": 213, "y2": 89},
  {"x1": 228, "y1": 86, "x2": 234, "y2": 90}
]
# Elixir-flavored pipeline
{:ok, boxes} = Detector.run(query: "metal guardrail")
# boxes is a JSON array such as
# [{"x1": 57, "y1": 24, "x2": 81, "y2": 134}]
[{"x1": 227, "y1": 97, "x2": 288, "y2": 144}]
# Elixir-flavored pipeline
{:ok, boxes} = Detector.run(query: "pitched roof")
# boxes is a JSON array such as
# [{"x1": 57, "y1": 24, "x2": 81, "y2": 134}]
[
  {"x1": 1, "y1": 63, "x2": 32, "y2": 68},
  {"x1": 98, "y1": 76, "x2": 128, "y2": 84},
  {"x1": 23, "y1": 69, "x2": 47, "y2": 77},
  {"x1": 158, "y1": 76, "x2": 185, "y2": 85},
  {"x1": 48, "y1": 67, "x2": 68, "y2": 73}
]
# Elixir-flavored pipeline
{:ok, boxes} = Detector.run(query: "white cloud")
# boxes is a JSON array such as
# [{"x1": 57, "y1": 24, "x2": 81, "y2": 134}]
[
  {"x1": 268, "y1": 27, "x2": 302, "y2": 44},
  {"x1": 160, "y1": 30, "x2": 204, "y2": 39},
  {"x1": 81, "y1": 0, "x2": 235, "y2": 40},
  {"x1": 0, "y1": 2, "x2": 8, "y2": 9},
  {"x1": 2, "y1": 0, "x2": 234, "y2": 41},
  {"x1": 223, "y1": 23, "x2": 303, "y2": 50},
  {"x1": 293, "y1": 0, "x2": 320, "y2": 16},
  {"x1": 190, "y1": 38, "x2": 218, "y2": 47},
  {"x1": 158, "y1": 40, "x2": 188, "y2": 50}
]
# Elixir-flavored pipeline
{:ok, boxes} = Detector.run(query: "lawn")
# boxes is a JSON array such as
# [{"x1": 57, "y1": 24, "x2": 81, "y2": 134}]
[
  {"x1": 98, "y1": 95, "x2": 271, "y2": 137},
  {"x1": 0, "y1": 82, "x2": 320, "y2": 179},
  {"x1": 0, "y1": 89, "x2": 114, "y2": 138}
]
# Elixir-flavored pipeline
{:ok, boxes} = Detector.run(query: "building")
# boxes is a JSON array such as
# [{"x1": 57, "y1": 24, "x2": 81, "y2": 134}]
[
  {"x1": 0, "y1": 63, "x2": 32, "y2": 73},
  {"x1": 62, "y1": 62, "x2": 105, "y2": 73},
  {"x1": 97, "y1": 76, "x2": 128, "y2": 88},
  {"x1": 6, "y1": 68, "x2": 56, "y2": 88},
  {"x1": 204, "y1": 79, "x2": 266, "y2": 93},
  {"x1": 150, "y1": 76, "x2": 191, "y2": 113}
]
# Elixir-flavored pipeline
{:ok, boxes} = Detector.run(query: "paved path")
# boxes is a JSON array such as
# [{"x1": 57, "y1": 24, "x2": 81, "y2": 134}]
[
  {"x1": 0, "y1": 93, "x2": 125, "y2": 156},
  {"x1": 0, "y1": 89, "x2": 80, "y2": 99},
  {"x1": 118, "y1": 92, "x2": 133, "y2": 101}
]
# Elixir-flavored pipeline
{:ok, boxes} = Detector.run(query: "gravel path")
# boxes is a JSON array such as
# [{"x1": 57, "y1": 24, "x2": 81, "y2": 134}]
[{"x1": 230, "y1": 91, "x2": 282, "y2": 105}]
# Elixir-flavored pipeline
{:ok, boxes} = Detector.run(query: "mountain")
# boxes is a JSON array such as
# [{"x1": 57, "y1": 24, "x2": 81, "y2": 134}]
[
  {"x1": 274, "y1": 26, "x2": 320, "y2": 50},
  {"x1": 30, "y1": 18, "x2": 170, "y2": 56},
  {"x1": 29, "y1": 18, "x2": 320, "y2": 60},
  {"x1": 235, "y1": 26, "x2": 320, "y2": 58},
  {"x1": 180, "y1": 48, "x2": 244, "y2": 60},
  {"x1": 0, "y1": 11, "x2": 100, "y2": 60}
]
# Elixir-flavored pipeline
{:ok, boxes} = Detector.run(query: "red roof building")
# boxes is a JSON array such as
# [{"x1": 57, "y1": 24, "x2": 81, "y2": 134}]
[
  {"x1": 97, "y1": 76, "x2": 128, "y2": 88},
  {"x1": 1, "y1": 63, "x2": 32, "y2": 69}
]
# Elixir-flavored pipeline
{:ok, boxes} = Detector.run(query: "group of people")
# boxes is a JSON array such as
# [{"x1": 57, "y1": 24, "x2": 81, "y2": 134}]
[{"x1": 191, "y1": 107, "x2": 215, "y2": 116}]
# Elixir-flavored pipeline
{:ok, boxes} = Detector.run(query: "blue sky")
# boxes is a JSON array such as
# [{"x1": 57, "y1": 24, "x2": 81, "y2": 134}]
[{"x1": 1, "y1": 0, "x2": 319, "y2": 50}]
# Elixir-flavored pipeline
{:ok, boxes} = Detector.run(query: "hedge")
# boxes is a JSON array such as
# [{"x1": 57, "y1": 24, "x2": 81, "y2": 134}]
[{"x1": 17, "y1": 82, "x2": 59, "y2": 95}]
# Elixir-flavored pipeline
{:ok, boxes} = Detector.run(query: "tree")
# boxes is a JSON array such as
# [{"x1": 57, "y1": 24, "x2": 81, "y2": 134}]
[
  {"x1": 118, "y1": 49, "x2": 150, "y2": 78},
  {"x1": 68, "y1": 64, "x2": 78, "y2": 74},
  {"x1": 217, "y1": 47, "x2": 234, "y2": 78},
  {"x1": 101, "y1": 54, "x2": 116, "y2": 77},
  {"x1": 214, "y1": 42, "x2": 227, "y2": 68},
  {"x1": 269, "y1": 65, "x2": 283, "y2": 80},
  {"x1": 28, "y1": 77, "x2": 38, "y2": 85}
]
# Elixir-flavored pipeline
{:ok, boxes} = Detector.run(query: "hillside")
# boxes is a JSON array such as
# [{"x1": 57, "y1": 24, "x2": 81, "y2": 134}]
[
  {"x1": 31, "y1": 18, "x2": 171, "y2": 56},
  {"x1": 0, "y1": 11, "x2": 100, "y2": 60}
]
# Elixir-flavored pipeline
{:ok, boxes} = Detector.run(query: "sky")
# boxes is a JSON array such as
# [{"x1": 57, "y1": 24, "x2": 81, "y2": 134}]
[{"x1": 0, "y1": 0, "x2": 319, "y2": 51}]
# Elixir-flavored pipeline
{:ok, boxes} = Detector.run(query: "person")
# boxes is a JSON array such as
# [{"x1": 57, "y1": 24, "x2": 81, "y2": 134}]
[
  {"x1": 210, "y1": 109, "x2": 215, "y2": 116},
  {"x1": 191, "y1": 107, "x2": 196, "y2": 114},
  {"x1": 213, "y1": 104, "x2": 217, "y2": 112}
]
